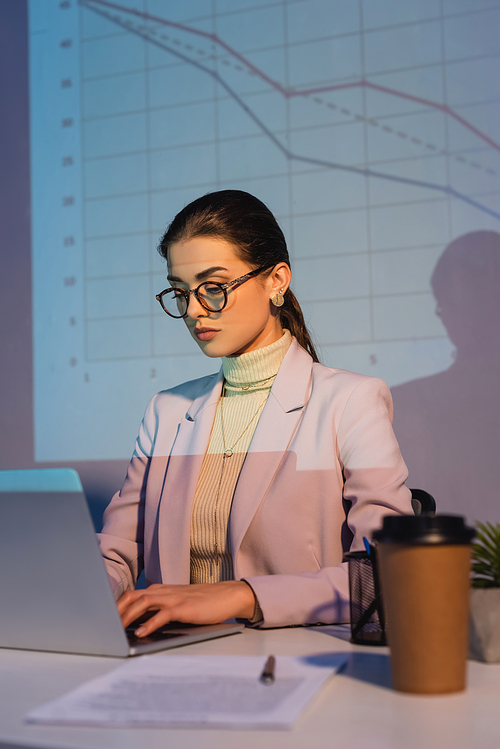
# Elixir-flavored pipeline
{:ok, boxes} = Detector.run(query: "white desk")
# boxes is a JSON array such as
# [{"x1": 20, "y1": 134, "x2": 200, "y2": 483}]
[{"x1": 1, "y1": 625, "x2": 499, "y2": 749}]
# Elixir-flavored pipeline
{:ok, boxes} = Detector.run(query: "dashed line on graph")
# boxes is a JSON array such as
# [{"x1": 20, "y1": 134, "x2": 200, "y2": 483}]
[
  {"x1": 82, "y1": 0, "x2": 500, "y2": 155},
  {"x1": 165, "y1": 30, "x2": 498, "y2": 178},
  {"x1": 85, "y1": 6, "x2": 496, "y2": 179},
  {"x1": 79, "y1": 0, "x2": 500, "y2": 220}
]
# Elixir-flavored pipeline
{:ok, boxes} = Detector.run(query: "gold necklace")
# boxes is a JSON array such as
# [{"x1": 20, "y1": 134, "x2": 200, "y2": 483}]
[
  {"x1": 212, "y1": 385, "x2": 268, "y2": 565},
  {"x1": 223, "y1": 373, "x2": 277, "y2": 393},
  {"x1": 220, "y1": 387, "x2": 268, "y2": 457}
]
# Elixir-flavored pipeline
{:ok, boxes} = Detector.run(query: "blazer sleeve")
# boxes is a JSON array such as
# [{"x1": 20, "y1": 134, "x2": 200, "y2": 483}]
[
  {"x1": 97, "y1": 394, "x2": 157, "y2": 599},
  {"x1": 243, "y1": 376, "x2": 412, "y2": 628}
]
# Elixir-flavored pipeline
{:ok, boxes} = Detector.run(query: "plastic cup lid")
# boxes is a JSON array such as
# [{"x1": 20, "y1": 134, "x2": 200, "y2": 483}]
[{"x1": 372, "y1": 514, "x2": 475, "y2": 545}]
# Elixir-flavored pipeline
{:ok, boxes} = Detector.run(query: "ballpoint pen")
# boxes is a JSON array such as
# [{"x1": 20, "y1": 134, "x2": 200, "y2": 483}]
[{"x1": 260, "y1": 655, "x2": 276, "y2": 685}]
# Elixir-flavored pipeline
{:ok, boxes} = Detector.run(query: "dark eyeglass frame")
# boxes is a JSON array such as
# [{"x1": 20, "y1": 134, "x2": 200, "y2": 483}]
[{"x1": 156, "y1": 265, "x2": 273, "y2": 319}]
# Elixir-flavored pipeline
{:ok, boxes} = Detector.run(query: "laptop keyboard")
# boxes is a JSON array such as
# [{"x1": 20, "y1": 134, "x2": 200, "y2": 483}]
[{"x1": 126, "y1": 622, "x2": 195, "y2": 646}]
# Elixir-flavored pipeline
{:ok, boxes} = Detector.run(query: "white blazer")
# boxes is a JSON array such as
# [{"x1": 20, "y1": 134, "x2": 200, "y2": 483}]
[{"x1": 98, "y1": 338, "x2": 412, "y2": 627}]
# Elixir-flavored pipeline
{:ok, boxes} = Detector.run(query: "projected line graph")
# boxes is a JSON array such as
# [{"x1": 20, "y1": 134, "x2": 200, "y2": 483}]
[
  {"x1": 81, "y1": 0, "x2": 500, "y2": 221},
  {"x1": 85, "y1": 8, "x2": 494, "y2": 182},
  {"x1": 83, "y1": 0, "x2": 500, "y2": 156},
  {"x1": 29, "y1": 0, "x2": 500, "y2": 460},
  {"x1": 80, "y1": 7, "x2": 497, "y2": 183}
]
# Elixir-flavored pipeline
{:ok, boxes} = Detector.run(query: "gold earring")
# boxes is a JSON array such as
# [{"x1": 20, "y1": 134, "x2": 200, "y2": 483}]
[{"x1": 271, "y1": 290, "x2": 284, "y2": 307}]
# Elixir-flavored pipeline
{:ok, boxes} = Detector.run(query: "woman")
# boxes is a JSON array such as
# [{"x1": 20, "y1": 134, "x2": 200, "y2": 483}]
[{"x1": 98, "y1": 190, "x2": 412, "y2": 636}]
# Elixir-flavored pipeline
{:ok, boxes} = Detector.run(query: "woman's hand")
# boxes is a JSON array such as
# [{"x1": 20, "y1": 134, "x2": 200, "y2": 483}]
[{"x1": 117, "y1": 581, "x2": 256, "y2": 637}]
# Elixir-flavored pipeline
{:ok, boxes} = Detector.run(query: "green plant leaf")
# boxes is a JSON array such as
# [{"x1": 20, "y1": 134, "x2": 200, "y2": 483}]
[
  {"x1": 474, "y1": 530, "x2": 498, "y2": 557},
  {"x1": 471, "y1": 521, "x2": 500, "y2": 588},
  {"x1": 472, "y1": 546, "x2": 495, "y2": 562},
  {"x1": 471, "y1": 577, "x2": 496, "y2": 588},
  {"x1": 476, "y1": 521, "x2": 500, "y2": 550}
]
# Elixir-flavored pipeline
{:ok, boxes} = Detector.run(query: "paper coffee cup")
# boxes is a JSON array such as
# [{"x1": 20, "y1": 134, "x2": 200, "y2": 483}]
[{"x1": 373, "y1": 515, "x2": 474, "y2": 694}]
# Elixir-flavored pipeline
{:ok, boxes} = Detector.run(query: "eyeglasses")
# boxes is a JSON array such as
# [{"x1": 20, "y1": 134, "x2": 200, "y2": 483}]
[{"x1": 156, "y1": 265, "x2": 272, "y2": 319}]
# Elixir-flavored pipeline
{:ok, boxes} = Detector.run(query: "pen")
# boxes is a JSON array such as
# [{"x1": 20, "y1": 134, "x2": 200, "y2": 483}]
[
  {"x1": 260, "y1": 655, "x2": 275, "y2": 685},
  {"x1": 363, "y1": 536, "x2": 371, "y2": 555}
]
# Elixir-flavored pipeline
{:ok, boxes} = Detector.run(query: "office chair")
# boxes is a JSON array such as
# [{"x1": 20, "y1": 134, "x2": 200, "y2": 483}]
[{"x1": 410, "y1": 488, "x2": 436, "y2": 516}]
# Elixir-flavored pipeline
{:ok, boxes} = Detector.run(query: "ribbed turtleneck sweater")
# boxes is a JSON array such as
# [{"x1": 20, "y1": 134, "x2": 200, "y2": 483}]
[{"x1": 190, "y1": 330, "x2": 292, "y2": 584}]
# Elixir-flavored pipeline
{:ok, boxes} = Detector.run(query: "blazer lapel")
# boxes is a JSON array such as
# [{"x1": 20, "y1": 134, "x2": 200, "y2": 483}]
[
  {"x1": 157, "y1": 370, "x2": 223, "y2": 583},
  {"x1": 230, "y1": 340, "x2": 313, "y2": 567}
]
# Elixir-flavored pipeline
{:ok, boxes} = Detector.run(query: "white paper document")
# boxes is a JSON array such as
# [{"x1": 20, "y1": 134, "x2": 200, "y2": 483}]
[{"x1": 26, "y1": 654, "x2": 346, "y2": 729}]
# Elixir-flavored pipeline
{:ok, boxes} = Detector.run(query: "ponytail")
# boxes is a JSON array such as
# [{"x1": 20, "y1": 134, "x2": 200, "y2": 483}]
[{"x1": 280, "y1": 289, "x2": 319, "y2": 363}]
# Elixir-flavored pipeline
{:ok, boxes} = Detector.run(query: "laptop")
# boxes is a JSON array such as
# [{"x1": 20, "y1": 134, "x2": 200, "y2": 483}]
[{"x1": 0, "y1": 468, "x2": 243, "y2": 657}]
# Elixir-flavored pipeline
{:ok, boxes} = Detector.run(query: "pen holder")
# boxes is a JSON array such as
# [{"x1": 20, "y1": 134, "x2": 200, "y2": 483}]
[{"x1": 345, "y1": 549, "x2": 386, "y2": 646}]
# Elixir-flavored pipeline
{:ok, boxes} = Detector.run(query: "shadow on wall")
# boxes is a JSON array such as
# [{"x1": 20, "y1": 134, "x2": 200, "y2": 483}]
[{"x1": 391, "y1": 231, "x2": 500, "y2": 522}]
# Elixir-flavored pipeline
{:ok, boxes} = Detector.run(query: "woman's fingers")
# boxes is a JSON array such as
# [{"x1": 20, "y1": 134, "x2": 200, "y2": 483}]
[
  {"x1": 118, "y1": 592, "x2": 167, "y2": 629},
  {"x1": 116, "y1": 581, "x2": 256, "y2": 637},
  {"x1": 133, "y1": 609, "x2": 175, "y2": 638},
  {"x1": 117, "y1": 587, "x2": 201, "y2": 631},
  {"x1": 116, "y1": 590, "x2": 148, "y2": 618}
]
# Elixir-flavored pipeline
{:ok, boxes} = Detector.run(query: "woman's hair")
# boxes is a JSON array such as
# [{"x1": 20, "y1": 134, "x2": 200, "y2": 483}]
[{"x1": 157, "y1": 189, "x2": 319, "y2": 362}]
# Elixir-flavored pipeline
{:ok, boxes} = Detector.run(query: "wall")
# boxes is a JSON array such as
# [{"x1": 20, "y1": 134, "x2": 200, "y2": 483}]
[{"x1": 1, "y1": 0, "x2": 499, "y2": 526}]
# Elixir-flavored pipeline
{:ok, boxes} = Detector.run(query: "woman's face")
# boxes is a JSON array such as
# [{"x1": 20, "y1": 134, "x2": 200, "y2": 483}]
[{"x1": 167, "y1": 236, "x2": 288, "y2": 357}]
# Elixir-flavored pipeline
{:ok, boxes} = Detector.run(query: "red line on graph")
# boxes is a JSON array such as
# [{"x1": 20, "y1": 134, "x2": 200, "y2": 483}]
[{"x1": 83, "y1": 0, "x2": 500, "y2": 154}]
